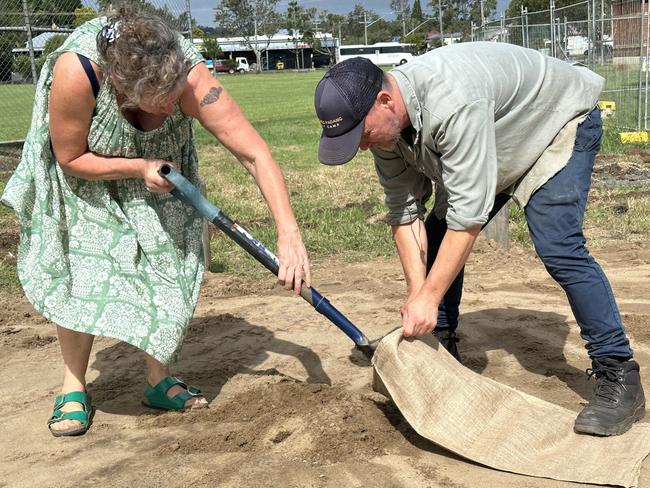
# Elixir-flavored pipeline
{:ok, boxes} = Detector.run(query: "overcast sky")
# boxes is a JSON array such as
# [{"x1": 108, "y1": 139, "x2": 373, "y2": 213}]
[{"x1": 189, "y1": 0, "x2": 510, "y2": 28}]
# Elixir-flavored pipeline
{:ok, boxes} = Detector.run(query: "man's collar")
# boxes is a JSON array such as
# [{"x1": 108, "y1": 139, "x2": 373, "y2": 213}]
[{"x1": 389, "y1": 68, "x2": 422, "y2": 136}]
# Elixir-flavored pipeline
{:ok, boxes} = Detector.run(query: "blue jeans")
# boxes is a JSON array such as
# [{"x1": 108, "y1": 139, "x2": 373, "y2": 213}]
[{"x1": 425, "y1": 108, "x2": 632, "y2": 360}]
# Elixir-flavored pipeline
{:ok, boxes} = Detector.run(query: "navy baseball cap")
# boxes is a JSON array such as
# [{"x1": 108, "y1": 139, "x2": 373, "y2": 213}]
[{"x1": 315, "y1": 57, "x2": 384, "y2": 165}]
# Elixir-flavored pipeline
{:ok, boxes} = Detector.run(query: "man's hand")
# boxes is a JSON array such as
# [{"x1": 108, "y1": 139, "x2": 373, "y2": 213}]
[{"x1": 401, "y1": 291, "x2": 438, "y2": 337}]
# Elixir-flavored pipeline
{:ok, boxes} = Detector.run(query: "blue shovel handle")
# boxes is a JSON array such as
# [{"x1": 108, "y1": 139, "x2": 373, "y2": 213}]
[{"x1": 159, "y1": 165, "x2": 378, "y2": 357}]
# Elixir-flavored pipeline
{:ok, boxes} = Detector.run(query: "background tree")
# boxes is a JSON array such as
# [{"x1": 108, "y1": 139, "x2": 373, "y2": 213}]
[
  {"x1": 192, "y1": 26, "x2": 206, "y2": 39},
  {"x1": 369, "y1": 19, "x2": 395, "y2": 44},
  {"x1": 306, "y1": 10, "x2": 343, "y2": 63},
  {"x1": 12, "y1": 55, "x2": 33, "y2": 81},
  {"x1": 406, "y1": 0, "x2": 433, "y2": 42},
  {"x1": 402, "y1": 31, "x2": 428, "y2": 52},
  {"x1": 11, "y1": 32, "x2": 68, "y2": 82},
  {"x1": 345, "y1": 4, "x2": 370, "y2": 44},
  {"x1": 429, "y1": 0, "x2": 496, "y2": 40},
  {"x1": 199, "y1": 25, "x2": 218, "y2": 36},
  {"x1": 214, "y1": 0, "x2": 281, "y2": 72},
  {"x1": 73, "y1": 6, "x2": 97, "y2": 27},
  {"x1": 506, "y1": 0, "x2": 548, "y2": 17},
  {"x1": 203, "y1": 36, "x2": 224, "y2": 60},
  {"x1": 30, "y1": 0, "x2": 82, "y2": 29},
  {"x1": 0, "y1": 0, "x2": 82, "y2": 82},
  {"x1": 202, "y1": 36, "x2": 224, "y2": 76},
  {"x1": 344, "y1": 4, "x2": 394, "y2": 44},
  {"x1": 316, "y1": 11, "x2": 345, "y2": 43},
  {"x1": 391, "y1": 0, "x2": 412, "y2": 36},
  {"x1": 411, "y1": 0, "x2": 425, "y2": 26},
  {"x1": 35, "y1": 33, "x2": 66, "y2": 73},
  {"x1": 0, "y1": 35, "x2": 18, "y2": 83},
  {"x1": 506, "y1": 0, "x2": 590, "y2": 23},
  {"x1": 284, "y1": 0, "x2": 311, "y2": 68}
]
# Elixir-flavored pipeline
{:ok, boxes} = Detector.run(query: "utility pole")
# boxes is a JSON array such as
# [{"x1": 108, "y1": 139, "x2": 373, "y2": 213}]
[
  {"x1": 480, "y1": 0, "x2": 485, "y2": 26},
  {"x1": 600, "y1": 0, "x2": 604, "y2": 63},
  {"x1": 185, "y1": 0, "x2": 193, "y2": 41},
  {"x1": 364, "y1": 11, "x2": 368, "y2": 45},
  {"x1": 400, "y1": 0, "x2": 406, "y2": 37},
  {"x1": 438, "y1": 0, "x2": 444, "y2": 46},
  {"x1": 254, "y1": 17, "x2": 260, "y2": 71},
  {"x1": 405, "y1": 17, "x2": 435, "y2": 37},
  {"x1": 360, "y1": 11, "x2": 371, "y2": 45},
  {"x1": 521, "y1": 5, "x2": 525, "y2": 47},
  {"x1": 21, "y1": 0, "x2": 38, "y2": 85},
  {"x1": 360, "y1": 13, "x2": 387, "y2": 46}
]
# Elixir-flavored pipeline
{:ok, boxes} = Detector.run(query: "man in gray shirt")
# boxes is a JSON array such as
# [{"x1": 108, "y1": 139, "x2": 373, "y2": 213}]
[{"x1": 313, "y1": 43, "x2": 644, "y2": 436}]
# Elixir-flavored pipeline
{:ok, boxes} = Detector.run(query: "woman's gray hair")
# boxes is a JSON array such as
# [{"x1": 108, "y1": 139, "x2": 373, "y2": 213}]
[{"x1": 97, "y1": 3, "x2": 192, "y2": 108}]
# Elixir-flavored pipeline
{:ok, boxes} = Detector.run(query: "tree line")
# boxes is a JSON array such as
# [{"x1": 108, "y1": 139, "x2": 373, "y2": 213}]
[
  {"x1": 202, "y1": 0, "x2": 499, "y2": 71},
  {"x1": 210, "y1": 0, "x2": 499, "y2": 51}
]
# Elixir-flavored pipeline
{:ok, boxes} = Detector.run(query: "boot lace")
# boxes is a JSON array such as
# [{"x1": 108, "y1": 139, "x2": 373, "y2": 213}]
[{"x1": 586, "y1": 359, "x2": 625, "y2": 404}]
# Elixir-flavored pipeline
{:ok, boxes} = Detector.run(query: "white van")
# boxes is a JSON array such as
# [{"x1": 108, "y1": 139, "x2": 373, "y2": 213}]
[{"x1": 338, "y1": 43, "x2": 416, "y2": 66}]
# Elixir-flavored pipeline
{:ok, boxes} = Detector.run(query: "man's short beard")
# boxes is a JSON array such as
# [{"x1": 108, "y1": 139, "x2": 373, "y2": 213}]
[{"x1": 375, "y1": 118, "x2": 403, "y2": 151}]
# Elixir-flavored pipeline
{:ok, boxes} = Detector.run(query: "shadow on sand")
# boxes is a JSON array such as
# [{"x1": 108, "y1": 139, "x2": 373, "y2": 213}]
[{"x1": 88, "y1": 312, "x2": 332, "y2": 416}]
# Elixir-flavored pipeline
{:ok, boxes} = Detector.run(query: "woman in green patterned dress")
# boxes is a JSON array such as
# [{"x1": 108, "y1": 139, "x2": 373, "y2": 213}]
[{"x1": 1, "y1": 6, "x2": 312, "y2": 437}]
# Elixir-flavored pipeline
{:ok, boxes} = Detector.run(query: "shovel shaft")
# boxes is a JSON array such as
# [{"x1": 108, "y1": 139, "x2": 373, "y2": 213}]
[{"x1": 160, "y1": 165, "x2": 374, "y2": 351}]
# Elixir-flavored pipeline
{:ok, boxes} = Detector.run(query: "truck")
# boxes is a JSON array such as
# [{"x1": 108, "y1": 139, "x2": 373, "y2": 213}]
[
  {"x1": 541, "y1": 35, "x2": 613, "y2": 58},
  {"x1": 205, "y1": 57, "x2": 250, "y2": 74},
  {"x1": 565, "y1": 35, "x2": 613, "y2": 57}
]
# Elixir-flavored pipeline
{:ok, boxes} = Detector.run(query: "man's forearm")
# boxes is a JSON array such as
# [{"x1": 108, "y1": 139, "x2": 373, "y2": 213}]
[{"x1": 392, "y1": 219, "x2": 428, "y2": 297}]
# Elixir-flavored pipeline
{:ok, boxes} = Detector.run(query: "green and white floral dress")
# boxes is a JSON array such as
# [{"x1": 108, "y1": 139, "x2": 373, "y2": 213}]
[{"x1": 1, "y1": 18, "x2": 206, "y2": 364}]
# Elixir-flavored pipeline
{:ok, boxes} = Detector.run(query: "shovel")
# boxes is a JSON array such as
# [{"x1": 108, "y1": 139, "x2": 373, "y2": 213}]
[{"x1": 160, "y1": 164, "x2": 380, "y2": 358}]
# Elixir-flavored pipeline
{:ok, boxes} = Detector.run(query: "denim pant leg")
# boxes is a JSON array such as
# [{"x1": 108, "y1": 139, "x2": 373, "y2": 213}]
[
  {"x1": 524, "y1": 109, "x2": 632, "y2": 360},
  {"x1": 425, "y1": 212, "x2": 464, "y2": 331},
  {"x1": 424, "y1": 193, "x2": 512, "y2": 331}
]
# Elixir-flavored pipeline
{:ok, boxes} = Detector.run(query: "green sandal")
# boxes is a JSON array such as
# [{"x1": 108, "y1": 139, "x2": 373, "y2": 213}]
[
  {"x1": 47, "y1": 391, "x2": 93, "y2": 437},
  {"x1": 143, "y1": 376, "x2": 206, "y2": 412}
]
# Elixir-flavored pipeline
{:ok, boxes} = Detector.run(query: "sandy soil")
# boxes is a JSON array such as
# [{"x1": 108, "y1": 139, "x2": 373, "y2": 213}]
[{"x1": 1, "y1": 237, "x2": 650, "y2": 488}]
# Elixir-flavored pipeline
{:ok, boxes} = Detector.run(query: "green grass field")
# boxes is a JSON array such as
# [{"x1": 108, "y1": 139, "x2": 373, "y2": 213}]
[
  {"x1": 1, "y1": 66, "x2": 648, "y2": 145},
  {"x1": 0, "y1": 84, "x2": 36, "y2": 142},
  {"x1": 0, "y1": 69, "x2": 648, "y2": 288},
  {"x1": 196, "y1": 71, "x2": 395, "y2": 276}
]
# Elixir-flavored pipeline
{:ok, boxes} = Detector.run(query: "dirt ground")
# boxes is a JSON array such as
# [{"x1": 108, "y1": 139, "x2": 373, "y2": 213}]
[{"x1": 1, "y1": 236, "x2": 650, "y2": 488}]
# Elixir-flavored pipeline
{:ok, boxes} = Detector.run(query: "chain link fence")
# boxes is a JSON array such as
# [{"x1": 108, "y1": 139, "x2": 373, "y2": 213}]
[
  {"x1": 473, "y1": 0, "x2": 650, "y2": 133},
  {"x1": 0, "y1": 0, "x2": 192, "y2": 144}
]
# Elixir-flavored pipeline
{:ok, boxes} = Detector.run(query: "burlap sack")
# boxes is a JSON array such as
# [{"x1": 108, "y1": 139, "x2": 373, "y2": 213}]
[{"x1": 372, "y1": 330, "x2": 650, "y2": 487}]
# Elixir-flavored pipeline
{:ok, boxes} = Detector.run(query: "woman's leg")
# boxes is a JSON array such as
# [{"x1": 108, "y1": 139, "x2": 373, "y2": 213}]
[
  {"x1": 144, "y1": 354, "x2": 208, "y2": 409},
  {"x1": 50, "y1": 326, "x2": 94, "y2": 433}
]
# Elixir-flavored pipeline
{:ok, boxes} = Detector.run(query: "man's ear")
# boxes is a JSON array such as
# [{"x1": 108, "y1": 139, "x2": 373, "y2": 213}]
[{"x1": 376, "y1": 90, "x2": 393, "y2": 108}]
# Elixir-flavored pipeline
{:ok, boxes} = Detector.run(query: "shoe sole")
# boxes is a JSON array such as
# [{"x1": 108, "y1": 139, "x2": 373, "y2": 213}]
[
  {"x1": 141, "y1": 399, "x2": 209, "y2": 412},
  {"x1": 49, "y1": 407, "x2": 95, "y2": 438},
  {"x1": 574, "y1": 402, "x2": 646, "y2": 436}
]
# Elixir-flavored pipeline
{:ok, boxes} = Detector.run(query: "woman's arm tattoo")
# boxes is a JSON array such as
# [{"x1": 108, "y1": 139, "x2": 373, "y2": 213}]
[{"x1": 199, "y1": 86, "x2": 223, "y2": 107}]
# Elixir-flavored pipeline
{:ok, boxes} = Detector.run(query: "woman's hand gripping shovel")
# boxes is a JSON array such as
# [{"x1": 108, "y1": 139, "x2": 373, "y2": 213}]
[{"x1": 160, "y1": 165, "x2": 381, "y2": 358}]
